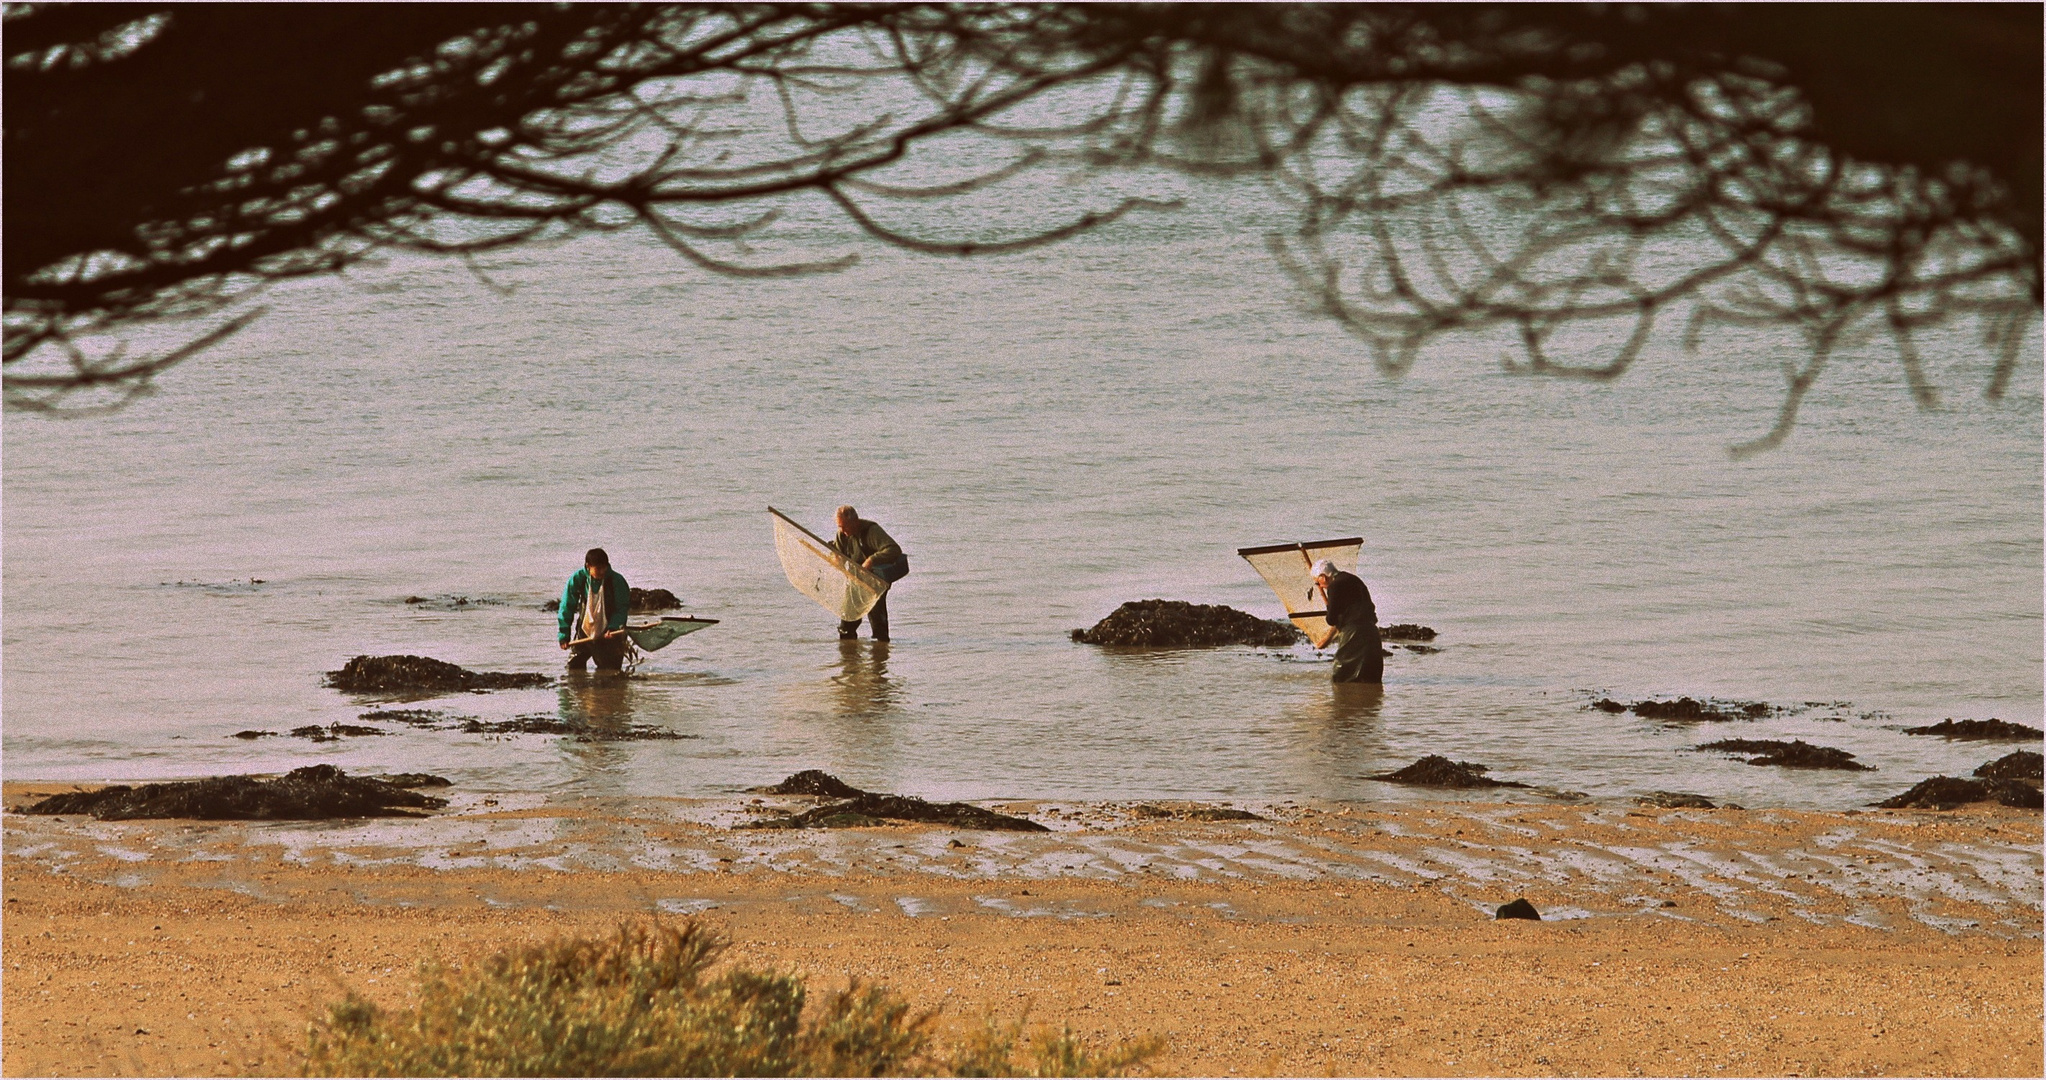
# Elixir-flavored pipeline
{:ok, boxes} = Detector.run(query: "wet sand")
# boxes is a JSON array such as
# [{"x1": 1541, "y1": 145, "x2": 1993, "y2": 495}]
[{"x1": 4, "y1": 786, "x2": 2040, "y2": 1077}]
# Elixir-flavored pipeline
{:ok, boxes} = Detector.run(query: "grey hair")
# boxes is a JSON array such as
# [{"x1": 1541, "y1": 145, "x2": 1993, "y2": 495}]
[
  {"x1": 835, "y1": 505, "x2": 858, "y2": 522},
  {"x1": 1309, "y1": 558, "x2": 1338, "y2": 579}
]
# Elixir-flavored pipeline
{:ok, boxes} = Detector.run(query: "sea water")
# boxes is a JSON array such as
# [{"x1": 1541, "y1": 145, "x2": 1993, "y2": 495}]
[{"x1": 5, "y1": 196, "x2": 2040, "y2": 809}]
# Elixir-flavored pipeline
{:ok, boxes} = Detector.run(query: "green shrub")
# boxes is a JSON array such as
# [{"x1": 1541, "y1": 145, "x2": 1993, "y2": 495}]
[{"x1": 305, "y1": 919, "x2": 1160, "y2": 1077}]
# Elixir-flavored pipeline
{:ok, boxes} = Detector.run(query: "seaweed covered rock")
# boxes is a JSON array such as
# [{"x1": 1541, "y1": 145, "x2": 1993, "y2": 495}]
[
  {"x1": 326, "y1": 655, "x2": 551, "y2": 694},
  {"x1": 747, "y1": 793, "x2": 1049, "y2": 832},
  {"x1": 1370, "y1": 755, "x2": 1527, "y2": 789},
  {"x1": 19, "y1": 765, "x2": 445, "y2": 821},
  {"x1": 289, "y1": 723, "x2": 389, "y2": 742},
  {"x1": 540, "y1": 587, "x2": 684, "y2": 614},
  {"x1": 1071, "y1": 600, "x2": 1301, "y2": 648},
  {"x1": 1876, "y1": 776, "x2": 2043, "y2": 810},
  {"x1": 1975, "y1": 750, "x2": 2044, "y2": 782},
  {"x1": 1900, "y1": 718, "x2": 2043, "y2": 741},
  {"x1": 1694, "y1": 739, "x2": 1871, "y2": 771},
  {"x1": 762, "y1": 770, "x2": 868, "y2": 798},
  {"x1": 1379, "y1": 624, "x2": 1437, "y2": 641},
  {"x1": 1130, "y1": 803, "x2": 1263, "y2": 822},
  {"x1": 1630, "y1": 698, "x2": 1774, "y2": 722},
  {"x1": 380, "y1": 773, "x2": 453, "y2": 788},
  {"x1": 1636, "y1": 791, "x2": 1727, "y2": 809}
]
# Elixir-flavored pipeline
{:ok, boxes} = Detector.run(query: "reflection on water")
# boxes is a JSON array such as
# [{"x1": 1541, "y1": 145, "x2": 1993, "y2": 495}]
[
  {"x1": 558, "y1": 673, "x2": 634, "y2": 785},
  {"x1": 1278, "y1": 681, "x2": 1386, "y2": 801},
  {"x1": 831, "y1": 640, "x2": 900, "y2": 720}
]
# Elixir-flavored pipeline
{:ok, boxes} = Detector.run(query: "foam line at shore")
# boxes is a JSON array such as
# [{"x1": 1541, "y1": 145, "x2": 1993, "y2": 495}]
[{"x1": 5, "y1": 791, "x2": 2037, "y2": 938}]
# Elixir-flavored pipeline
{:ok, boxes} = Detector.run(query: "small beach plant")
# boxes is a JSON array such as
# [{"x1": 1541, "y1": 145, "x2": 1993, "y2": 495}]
[{"x1": 303, "y1": 919, "x2": 1160, "y2": 1077}]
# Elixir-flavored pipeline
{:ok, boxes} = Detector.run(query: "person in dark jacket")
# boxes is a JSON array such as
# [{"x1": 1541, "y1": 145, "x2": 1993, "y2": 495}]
[
  {"x1": 1312, "y1": 558, "x2": 1383, "y2": 684},
  {"x1": 831, "y1": 505, "x2": 906, "y2": 641},
  {"x1": 558, "y1": 547, "x2": 630, "y2": 671}
]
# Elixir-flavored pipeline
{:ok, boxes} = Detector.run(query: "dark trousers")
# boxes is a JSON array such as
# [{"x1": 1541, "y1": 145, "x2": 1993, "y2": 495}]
[
  {"x1": 839, "y1": 594, "x2": 889, "y2": 641},
  {"x1": 1331, "y1": 623, "x2": 1383, "y2": 684},
  {"x1": 568, "y1": 634, "x2": 626, "y2": 671}
]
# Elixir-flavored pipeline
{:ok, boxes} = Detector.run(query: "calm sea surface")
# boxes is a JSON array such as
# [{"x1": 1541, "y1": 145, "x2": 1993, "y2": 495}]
[{"x1": 5, "y1": 202, "x2": 2040, "y2": 809}]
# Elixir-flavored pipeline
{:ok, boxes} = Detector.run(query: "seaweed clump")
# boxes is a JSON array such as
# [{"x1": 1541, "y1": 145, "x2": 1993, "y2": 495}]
[
  {"x1": 1900, "y1": 718, "x2": 2043, "y2": 741},
  {"x1": 1693, "y1": 739, "x2": 1872, "y2": 771},
  {"x1": 1876, "y1": 777, "x2": 2043, "y2": 810},
  {"x1": 1629, "y1": 698, "x2": 1774, "y2": 722},
  {"x1": 540, "y1": 587, "x2": 684, "y2": 614},
  {"x1": 19, "y1": 765, "x2": 445, "y2": 821},
  {"x1": 325, "y1": 655, "x2": 551, "y2": 694},
  {"x1": 1636, "y1": 791, "x2": 1729, "y2": 809},
  {"x1": 460, "y1": 715, "x2": 693, "y2": 741},
  {"x1": 1369, "y1": 755, "x2": 1527, "y2": 789},
  {"x1": 1379, "y1": 624, "x2": 1437, "y2": 641},
  {"x1": 744, "y1": 772, "x2": 1047, "y2": 832},
  {"x1": 1070, "y1": 600, "x2": 1301, "y2": 648},
  {"x1": 1975, "y1": 751, "x2": 2043, "y2": 782}
]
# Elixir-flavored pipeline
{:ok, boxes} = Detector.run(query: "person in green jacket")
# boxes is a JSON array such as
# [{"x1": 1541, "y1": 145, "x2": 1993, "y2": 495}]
[
  {"x1": 831, "y1": 505, "x2": 906, "y2": 641},
  {"x1": 558, "y1": 547, "x2": 630, "y2": 671}
]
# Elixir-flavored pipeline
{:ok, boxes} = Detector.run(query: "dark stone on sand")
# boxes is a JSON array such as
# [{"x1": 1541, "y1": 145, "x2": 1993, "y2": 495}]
[
  {"x1": 379, "y1": 773, "x2": 453, "y2": 788},
  {"x1": 1975, "y1": 751, "x2": 2044, "y2": 782},
  {"x1": 1370, "y1": 755, "x2": 1527, "y2": 789},
  {"x1": 748, "y1": 793, "x2": 1050, "y2": 832},
  {"x1": 1693, "y1": 738, "x2": 1871, "y2": 771},
  {"x1": 1495, "y1": 898, "x2": 1541, "y2": 921},
  {"x1": 764, "y1": 770, "x2": 869, "y2": 799},
  {"x1": 230, "y1": 730, "x2": 275, "y2": 740},
  {"x1": 459, "y1": 715, "x2": 693, "y2": 741},
  {"x1": 1876, "y1": 776, "x2": 2044, "y2": 810},
  {"x1": 1637, "y1": 791, "x2": 1722, "y2": 809},
  {"x1": 1070, "y1": 600, "x2": 1301, "y2": 648},
  {"x1": 1380, "y1": 624, "x2": 1437, "y2": 641},
  {"x1": 1631, "y1": 697, "x2": 1774, "y2": 722},
  {"x1": 19, "y1": 765, "x2": 446, "y2": 821},
  {"x1": 1900, "y1": 718, "x2": 2043, "y2": 741},
  {"x1": 325, "y1": 655, "x2": 551, "y2": 694}
]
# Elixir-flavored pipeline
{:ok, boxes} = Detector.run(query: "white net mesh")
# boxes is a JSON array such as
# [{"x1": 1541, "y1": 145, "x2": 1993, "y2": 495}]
[
  {"x1": 771, "y1": 507, "x2": 888, "y2": 622},
  {"x1": 1238, "y1": 538, "x2": 1364, "y2": 644}
]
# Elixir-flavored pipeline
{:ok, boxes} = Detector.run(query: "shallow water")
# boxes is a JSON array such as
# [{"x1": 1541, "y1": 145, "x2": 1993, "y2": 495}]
[{"x1": 4, "y1": 201, "x2": 2041, "y2": 808}]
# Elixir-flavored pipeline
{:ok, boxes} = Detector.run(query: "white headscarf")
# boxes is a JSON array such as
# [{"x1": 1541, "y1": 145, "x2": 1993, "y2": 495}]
[{"x1": 1309, "y1": 558, "x2": 1337, "y2": 579}]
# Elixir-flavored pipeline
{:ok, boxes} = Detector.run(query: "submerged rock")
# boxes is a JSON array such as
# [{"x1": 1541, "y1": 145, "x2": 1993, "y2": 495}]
[
  {"x1": 748, "y1": 793, "x2": 1049, "y2": 832},
  {"x1": 357, "y1": 708, "x2": 457, "y2": 727},
  {"x1": 1975, "y1": 750, "x2": 2044, "y2": 782},
  {"x1": 1495, "y1": 898, "x2": 1541, "y2": 921},
  {"x1": 230, "y1": 730, "x2": 275, "y2": 740},
  {"x1": 1637, "y1": 791, "x2": 1725, "y2": 809},
  {"x1": 1876, "y1": 776, "x2": 2043, "y2": 810},
  {"x1": 401, "y1": 594, "x2": 504, "y2": 610},
  {"x1": 380, "y1": 773, "x2": 453, "y2": 788},
  {"x1": 288, "y1": 723, "x2": 389, "y2": 743},
  {"x1": 1693, "y1": 739, "x2": 1871, "y2": 771},
  {"x1": 1370, "y1": 755, "x2": 1527, "y2": 789},
  {"x1": 1379, "y1": 624, "x2": 1437, "y2": 641},
  {"x1": 459, "y1": 715, "x2": 693, "y2": 741},
  {"x1": 1629, "y1": 698, "x2": 1774, "y2": 722},
  {"x1": 18, "y1": 765, "x2": 445, "y2": 821},
  {"x1": 540, "y1": 587, "x2": 684, "y2": 614},
  {"x1": 325, "y1": 655, "x2": 551, "y2": 694},
  {"x1": 1070, "y1": 600, "x2": 1301, "y2": 648},
  {"x1": 1900, "y1": 718, "x2": 2043, "y2": 741},
  {"x1": 761, "y1": 770, "x2": 868, "y2": 798}
]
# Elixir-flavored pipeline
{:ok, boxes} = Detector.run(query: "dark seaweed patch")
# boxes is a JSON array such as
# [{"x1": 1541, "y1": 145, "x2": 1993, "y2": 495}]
[
  {"x1": 1876, "y1": 776, "x2": 2043, "y2": 810},
  {"x1": 459, "y1": 715, "x2": 693, "y2": 741},
  {"x1": 1369, "y1": 755, "x2": 1527, "y2": 789},
  {"x1": 760, "y1": 770, "x2": 868, "y2": 798},
  {"x1": 1379, "y1": 624, "x2": 1437, "y2": 641},
  {"x1": 1900, "y1": 718, "x2": 2043, "y2": 741},
  {"x1": 1693, "y1": 739, "x2": 1871, "y2": 771},
  {"x1": 379, "y1": 773, "x2": 453, "y2": 788},
  {"x1": 1974, "y1": 750, "x2": 2043, "y2": 782},
  {"x1": 1636, "y1": 791, "x2": 1728, "y2": 809},
  {"x1": 325, "y1": 655, "x2": 551, "y2": 694},
  {"x1": 230, "y1": 730, "x2": 276, "y2": 740},
  {"x1": 1071, "y1": 600, "x2": 1301, "y2": 648},
  {"x1": 18, "y1": 765, "x2": 445, "y2": 820},
  {"x1": 540, "y1": 587, "x2": 685, "y2": 614},
  {"x1": 747, "y1": 793, "x2": 1049, "y2": 832},
  {"x1": 1630, "y1": 698, "x2": 1775, "y2": 722}
]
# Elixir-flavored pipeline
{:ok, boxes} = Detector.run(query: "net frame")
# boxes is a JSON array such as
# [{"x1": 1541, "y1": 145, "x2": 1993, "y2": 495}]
[
  {"x1": 769, "y1": 506, "x2": 889, "y2": 622},
  {"x1": 1237, "y1": 537, "x2": 1365, "y2": 644}
]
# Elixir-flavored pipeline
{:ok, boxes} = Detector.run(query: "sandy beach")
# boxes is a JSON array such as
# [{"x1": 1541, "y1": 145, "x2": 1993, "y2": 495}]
[{"x1": 4, "y1": 785, "x2": 2039, "y2": 1077}]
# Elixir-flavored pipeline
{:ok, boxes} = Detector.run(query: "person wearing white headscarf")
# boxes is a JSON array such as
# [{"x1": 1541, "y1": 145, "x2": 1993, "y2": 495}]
[{"x1": 1312, "y1": 559, "x2": 1382, "y2": 683}]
